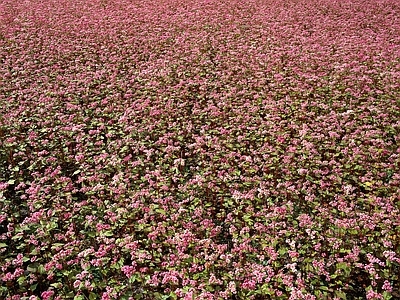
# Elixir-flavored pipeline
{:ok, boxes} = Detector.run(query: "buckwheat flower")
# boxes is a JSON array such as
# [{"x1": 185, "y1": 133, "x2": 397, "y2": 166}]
[
  {"x1": 183, "y1": 290, "x2": 194, "y2": 300},
  {"x1": 73, "y1": 280, "x2": 82, "y2": 289},
  {"x1": 242, "y1": 279, "x2": 256, "y2": 290},
  {"x1": 76, "y1": 271, "x2": 89, "y2": 280},
  {"x1": 161, "y1": 271, "x2": 179, "y2": 285},
  {"x1": 12, "y1": 253, "x2": 24, "y2": 266},
  {"x1": 75, "y1": 154, "x2": 84, "y2": 162},
  {"x1": 344, "y1": 246, "x2": 360, "y2": 262},
  {"x1": 41, "y1": 290, "x2": 54, "y2": 300},
  {"x1": 199, "y1": 291, "x2": 214, "y2": 300},
  {"x1": 95, "y1": 248, "x2": 107, "y2": 258},
  {"x1": 0, "y1": 214, "x2": 6, "y2": 224},
  {"x1": 7, "y1": 223, "x2": 14, "y2": 234},
  {"x1": 305, "y1": 228, "x2": 316, "y2": 239},
  {"x1": 296, "y1": 277, "x2": 305, "y2": 289},
  {"x1": 209, "y1": 273, "x2": 222, "y2": 285},
  {"x1": 101, "y1": 293, "x2": 110, "y2": 300},
  {"x1": 96, "y1": 223, "x2": 111, "y2": 232},
  {"x1": 289, "y1": 288, "x2": 305, "y2": 300},
  {"x1": 78, "y1": 248, "x2": 94, "y2": 258},
  {"x1": 173, "y1": 158, "x2": 185, "y2": 166},
  {"x1": 314, "y1": 243, "x2": 321, "y2": 251},
  {"x1": 90, "y1": 258, "x2": 103, "y2": 267},
  {"x1": 218, "y1": 291, "x2": 229, "y2": 299},
  {"x1": 366, "y1": 289, "x2": 383, "y2": 300},
  {"x1": 146, "y1": 274, "x2": 159, "y2": 286},
  {"x1": 382, "y1": 280, "x2": 392, "y2": 292},
  {"x1": 2, "y1": 272, "x2": 14, "y2": 281},
  {"x1": 14, "y1": 268, "x2": 24, "y2": 277},
  {"x1": 85, "y1": 280, "x2": 93, "y2": 291},
  {"x1": 383, "y1": 251, "x2": 400, "y2": 263},
  {"x1": 121, "y1": 265, "x2": 136, "y2": 278},
  {"x1": 298, "y1": 214, "x2": 313, "y2": 228},
  {"x1": 280, "y1": 273, "x2": 295, "y2": 286},
  {"x1": 286, "y1": 263, "x2": 298, "y2": 272},
  {"x1": 297, "y1": 169, "x2": 308, "y2": 175},
  {"x1": 304, "y1": 293, "x2": 317, "y2": 300},
  {"x1": 343, "y1": 184, "x2": 355, "y2": 195}
]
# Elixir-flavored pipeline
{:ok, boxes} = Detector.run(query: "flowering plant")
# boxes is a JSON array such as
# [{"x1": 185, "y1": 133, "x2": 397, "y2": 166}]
[{"x1": 0, "y1": 0, "x2": 399, "y2": 299}]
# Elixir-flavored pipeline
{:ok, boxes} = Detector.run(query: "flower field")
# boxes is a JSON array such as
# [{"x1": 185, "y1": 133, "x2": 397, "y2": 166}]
[{"x1": 1, "y1": 0, "x2": 399, "y2": 299}]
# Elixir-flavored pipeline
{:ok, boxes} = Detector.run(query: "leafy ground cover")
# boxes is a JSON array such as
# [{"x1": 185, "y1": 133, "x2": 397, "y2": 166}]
[{"x1": 1, "y1": 0, "x2": 399, "y2": 299}]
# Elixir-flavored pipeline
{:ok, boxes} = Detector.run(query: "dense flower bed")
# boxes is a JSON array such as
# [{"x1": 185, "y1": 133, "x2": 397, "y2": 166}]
[{"x1": 1, "y1": 0, "x2": 399, "y2": 299}]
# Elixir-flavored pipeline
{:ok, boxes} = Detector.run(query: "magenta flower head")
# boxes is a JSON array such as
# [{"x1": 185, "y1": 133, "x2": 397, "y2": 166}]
[
  {"x1": 121, "y1": 265, "x2": 136, "y2": 278},
  {"x1": 41, "y1": 290, "x2": 54, "y2": 300}
]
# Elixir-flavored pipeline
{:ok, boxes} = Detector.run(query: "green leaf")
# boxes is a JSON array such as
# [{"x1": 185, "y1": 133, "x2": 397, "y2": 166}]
[
  {"x1": 243, "y1": 214, "x2": 253, "y2": 225},
  {"x1": 102, "y1": 230, "x2": 114, "y2": 237},
  {"x1": 27, "y1": 265, "x2": 37, "y2": 273},
  {"x1": 89, "y1": 292, "x2": 97, "y2": 300},
  {"x1": 0, "y1": 243, "x2": 7, "y2": 248},
  {"x1": 51, "y1": 243, "x2": 64, "y2": 250},
  {"x1": 169, "y1": 292, "x2": 177, "y2": 300},
  {"x1": 261, "y1": 284, "x2": 274, "y2": 295},
  {"x1": 278, "y1": 247, "x2": 287, "y2": 256},
  {"x1": 38, "y1": 264, "x2": 46, "y2": 274},
  {"x1": 335, "y1": 290, "x2": 347, "y2": 299},
  {"x1": 320, "y1": 286, "x2": 332, "y2": 292},
  {"x1": 17, "y1": 276, "x2": 26, "y2": 285},
  {"x1": 383, "y1": 291, "x2": 392, "y2": 300},
  {"x1": 205, "y1": 285, "x2": 214, "y2": 292},
  {"x1": 155, "y1": 208, "x2": 166, "y2": 215},
  {"x1": 336, "y1": 262, "x2": 347, "y2": 268},
  {"x1": 50, "y1": 282, "x2": 62, "y2": 289}
]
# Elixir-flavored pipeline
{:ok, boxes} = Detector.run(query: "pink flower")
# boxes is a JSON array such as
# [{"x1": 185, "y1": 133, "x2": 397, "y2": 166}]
[
  {"x1": 0, "y1": 182, "x2": 9, "y2": 191},
  {"x1": 288, "y1": 250, "x2": 299, "y2": 258},
  {"x1": 161, "y1": 270, "x2": 180, "y2": 285},
  {"x1": 85, "y1": 280, "x2": 93, "y2": 291},
  {"x1": 73, "y1": 280, "x2": 81, "y2": 289},
  {"x1": 382, "y1": 280, "x2": 392, "y2": 292},
  {"x1": 0, "y1": 214, "x2": 6, "y2": 223},
  {"x1": 366, "y1": 289, "x2": 383, "y2": 300},
  {"x1": 101, "y1": 293, "x2": 110, "y2": 300},
  {"x1": 208, "y1": 273, "x2": 222, "y2": 285},
  {"x1": 41, "y1": 290, "x2": 54, "y2": 300},
  {"x1": 183, "y1": 290, "x2": 194, "y2": 300},
  {"x1": 121, "y1": 265, "x2": 136, "y2": 278},
  {"x1": 12, "y1": 253, "x2": 24, "y2": 267},
  {"x1": 2, "y1": 272, "x2": 14, "y2": 281},
  {"x1": 228, "y1": 281, "x2": 237, "y2": 294},
  {"x1": 241, "y1": 279, "x2": 256, "y2": 290}
]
